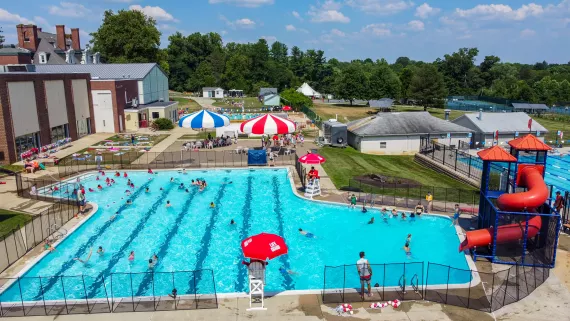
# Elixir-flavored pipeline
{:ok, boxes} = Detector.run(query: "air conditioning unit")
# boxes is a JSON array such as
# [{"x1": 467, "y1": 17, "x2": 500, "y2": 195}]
[{"x1": 322, "y1": 120, "x2": 347, "y2": 148}]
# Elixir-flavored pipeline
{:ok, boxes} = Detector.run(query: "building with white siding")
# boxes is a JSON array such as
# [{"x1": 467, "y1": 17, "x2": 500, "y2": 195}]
[{"x1": 347, "y1": 112, "x2": 473, "y2": 155}]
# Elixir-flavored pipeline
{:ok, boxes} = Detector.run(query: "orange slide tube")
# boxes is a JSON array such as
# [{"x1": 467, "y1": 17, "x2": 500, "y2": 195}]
[{"x1": 459, "y1": 166, "x2": 547, "y2": 252}]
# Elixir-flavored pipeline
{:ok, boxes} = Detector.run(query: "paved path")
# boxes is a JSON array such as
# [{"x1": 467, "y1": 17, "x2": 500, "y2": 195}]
[{"x1": 192, "y1": 97, "x2": 215, "y2": 110}]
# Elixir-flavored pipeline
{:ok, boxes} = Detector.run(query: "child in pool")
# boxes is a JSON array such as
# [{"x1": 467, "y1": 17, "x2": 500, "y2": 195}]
[{"x1": 299, "y1": 228, "x2": 315, "y2": 238}]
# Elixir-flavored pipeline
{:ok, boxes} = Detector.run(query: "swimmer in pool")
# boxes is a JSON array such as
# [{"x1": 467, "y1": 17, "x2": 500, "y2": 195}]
[
  {"x1": 44, "y1": 240, "x2": 55, "y2": 252},
  {"x1": 89, "y1": 188, "x2": 95, "y2": 192},
  {"x1": 182, "y1": 169, "x2": 187, "y2": 175},
  {"x1": 128, "y1": 251, "x2": 135, "y2": 262},
  {"x1": 148, "y1": 259, "x2": 156, "y2": 269},
  {"x1": 109, "y1": 212, "x2": 119, "y2": 221},
  {"x1": 401, "y1": 212, "x2": 407, "y2": 220},
  {"x1": 367, "y1": 217, "x2": 375, "y2": 224},
  {"x1": 74, "y1": 248, "x2": 93, "y2": 265},
  {"x1": 279, "y1": 266, "x2": 298, "y2": 275},
  {"x1": 222, "y1": 181, "x2": 233, "y2": 185},
  {"x1": 125, "y1": 189, "x2": 131, "y2": 196},
  {"x1": 127, "y1": 179, "x2": 132, "y2": 186},
  {"x1": 403, "y1": 234, "x2": 412, "y2": 255},
  {"x1": 179, "y1": 183, "x2": 185, "y2": 189},
  {"x1": 191, "y1": 179, "x2": 196, "y2": 185},
  {"x1": 160, "y1": 187, "x2": 164, "y2": 191},
  {"x1": 145, "y1": 187, "x2": 150, "y2": 193},
  {"x1": 185, "y1": 188, "x2": 189, "y2": 193},
  {"x1": 97, "y1": 246, "x2": 104, "y2": 255},
  {"x1": 230, "y1": 219, "x2": 235, "y2": 225},
  {"x1": 391, "y1": 209, "x2": 398, "y2": 217},
  {"x1": 97, "y1": 185, "x2": 103, "y2": 190},
  {"x1": 126, "y1": 199, "x2": 132, "y2": 205},
  {"x1": 166, "y1": 200, "x2": 171, "y2": 208},
  {"x1": 362, "y1": 205, "x2": 368, "y2": 213},
  {"x1": 210, "y1": 202, "x2": 215, "y2": 208},
  {"x1": 170, "y1": 177, "x2": 175, "y2": 183},
  {"x1": 299, "y1": 228, "x2": 315, "y2": 238}
]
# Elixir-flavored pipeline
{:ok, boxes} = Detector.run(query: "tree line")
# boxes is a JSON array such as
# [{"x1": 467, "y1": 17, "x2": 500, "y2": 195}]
[{"x1": 90, "y1": 10, "x2": 570, "y2": 107}]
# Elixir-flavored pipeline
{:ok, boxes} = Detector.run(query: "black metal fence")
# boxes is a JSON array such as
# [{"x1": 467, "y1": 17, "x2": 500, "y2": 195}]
[
  {"x1": 323, "y1": 261, "x2": 550, "y2": 313},
  {"x1": 0, "y1": 269, "x2": 217, "y2": 317},
  {"x1": 420, "y1": 140, "x2": 483, "y2": 181},
  {"x1": 57, "y1": 149, "x2": 297, "y2": 178},
  {"x1": 300, "y1": 105, "x2": 323, "y2": 128},
  {"x1": 346, "y1": 178, "x2": 479, "y2": 213}
]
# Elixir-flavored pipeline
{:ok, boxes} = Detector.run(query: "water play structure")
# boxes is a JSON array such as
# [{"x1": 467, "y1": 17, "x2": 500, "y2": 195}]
[{"x1": 459, "y1": 135, "x2": 561, "y2": 267}]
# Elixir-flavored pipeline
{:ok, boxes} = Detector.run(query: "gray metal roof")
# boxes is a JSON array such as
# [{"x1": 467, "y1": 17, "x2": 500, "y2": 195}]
[
  {"x1": 259, "y1": 88, "x2": 277, "y2": 96},
  {"x1": 347, "y1": 112, "x2": 472, "y2": 136},
  {"x1": 142, "y1": 101, "x2": 177, "y2": 107},
  {"x1": 35, "y1": 63, "x2": 159, "y2": 79},
  {"x1": 369, "y1": 99, "x2": 393, "y2": 108},
  {"x1": 511, "y1": 103, "x2": 549, "y2": 110},
  {"x1": 451, "y1": 112, "x2": 548, "y2": 133},
  {"x1": 0, "y1": 47, "x2": 31, "y2": 55}
]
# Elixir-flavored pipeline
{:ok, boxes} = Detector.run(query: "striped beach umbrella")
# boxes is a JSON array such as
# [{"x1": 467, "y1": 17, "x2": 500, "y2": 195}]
[
  {"x1": 178, "y1": 110, "x2": 230, "y2": 129},
  {"x1": 240, "y1": 114, "x2": 296, "y2": 135}
]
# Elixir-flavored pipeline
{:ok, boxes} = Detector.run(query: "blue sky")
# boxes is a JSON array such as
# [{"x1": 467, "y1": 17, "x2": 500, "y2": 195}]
[{"x1": 1, "y1": 0, "x2": 569, "y2": 64}]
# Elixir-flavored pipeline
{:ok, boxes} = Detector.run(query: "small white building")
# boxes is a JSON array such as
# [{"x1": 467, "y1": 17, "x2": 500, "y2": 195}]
[
  {"x1": 203, "y1": 87, "x2": 224, "y2": 98},
  {"x1": 452, "y1": 112, "x2": 548, "y2": 148},
  {"x1": 297, "y1": 82, "x2": 321, "y2": 99},
  {"x1": 347, "y1": 112, "x2": 473, "y2": 155}
]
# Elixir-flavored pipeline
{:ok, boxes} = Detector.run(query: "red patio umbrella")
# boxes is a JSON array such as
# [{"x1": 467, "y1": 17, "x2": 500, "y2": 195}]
[
  {"x1": 282, "y1": 105, "x2": 292, "y2": 111},
  {"x1": 240, "y1": 114, "x2": 296, "y2": 135},
  {"x1": 298, "y1": 153, "x2": 326, "y2": 164},
  {"x1": 241, "y1": 233, "x2": 288, "y2": 261}
]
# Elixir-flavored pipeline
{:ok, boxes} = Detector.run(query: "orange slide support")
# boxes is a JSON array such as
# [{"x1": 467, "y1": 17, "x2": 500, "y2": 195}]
[{"x1": 459, "y1": 166, "x2": 547, "y2": 252}]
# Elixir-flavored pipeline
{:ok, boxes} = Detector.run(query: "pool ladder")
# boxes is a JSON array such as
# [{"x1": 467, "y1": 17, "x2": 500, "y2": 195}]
[
  {"x1": 398, "y1": 274, "x2": 421, "y2": 296},
  {"x1": 47, "y1": 224, "x2": 67, "y2": 240}
]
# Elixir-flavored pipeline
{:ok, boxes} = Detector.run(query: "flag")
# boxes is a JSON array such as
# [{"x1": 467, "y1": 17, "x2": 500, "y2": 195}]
[
  {"x1": 495, "y1": 130, "x2": 499, "y2": 140},
  {"x1": 528, "y1": 118, "x2": 532, "y2": 130}
]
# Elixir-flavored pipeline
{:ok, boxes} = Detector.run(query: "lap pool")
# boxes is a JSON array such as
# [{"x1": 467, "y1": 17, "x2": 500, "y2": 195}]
[{"x1": 0, "y1": 168, "x2": 471, "y2": 302}]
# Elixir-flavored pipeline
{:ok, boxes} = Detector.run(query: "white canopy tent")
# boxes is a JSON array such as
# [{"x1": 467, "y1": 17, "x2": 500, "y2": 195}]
[{"x1": 297, "y1": 82, "x2": 322, "y2": 98}]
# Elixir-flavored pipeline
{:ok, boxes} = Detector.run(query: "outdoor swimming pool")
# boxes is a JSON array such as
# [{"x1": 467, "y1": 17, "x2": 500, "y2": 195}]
[
  {"x1": 0, "y1": 168, "x2": 471, "y2": 302},
  {"x1": 545, "y1": 155, "x2": 570, "y2": 193}
]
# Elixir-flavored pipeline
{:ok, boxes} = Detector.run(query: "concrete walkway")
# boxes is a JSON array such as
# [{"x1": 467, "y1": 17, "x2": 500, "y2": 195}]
[
  {"x1": 131, "y1": 127, "x2": 197, "y2": 165},
  {"x1": 192, "y1": 97, "x2": 215, "y2": 109}
]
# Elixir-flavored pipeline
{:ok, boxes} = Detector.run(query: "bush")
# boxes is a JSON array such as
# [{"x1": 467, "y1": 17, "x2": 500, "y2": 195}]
[{"x1": 153, "y1": 118, "x2": 174, "y2": 130}]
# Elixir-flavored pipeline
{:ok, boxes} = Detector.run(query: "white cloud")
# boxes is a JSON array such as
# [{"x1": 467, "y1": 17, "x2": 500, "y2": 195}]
[
  {"x1": 261, "y1": 35, "x2": 277, "y2": 43},
  {"x1": 285, "y1": 24, "x2": 296, "y2": 31},
  {"x1": 235, "y1": 18, "x2": 256, "y2": 28},
  {"x1": 361, "y1": 23, "x2": 391, "y2": 36},
  {"x1": 208, "y1": 0, "x2": 273, "y2": 7},
  {"x1": 221, "y1": 30, "x2": 228, "y2": 35},
  {"x1": 158, "y1": 24, "x2": 174, "y2": 31},
  {"x1": 455, "y1": 3, "x2": 544, "y2": 21},
  {"x1": 292, "y1": 11, "x2": 303, "y2": 21},
  {"x1": 330, "y1": 28, "x2": 345, "y2": 37},
  {"x1": 308, "y1": 1, "x2": 350, "y2": 23},
  {"x1": 0, "y1": 9, "x2": 33, "y2": 24},
  {"x1": 48, "y1": 2, "x2": 91, "y2": 18},
  {"x1": 520, "y1": 28, "x2": 536, "y2": 37},
  {"x1": 346, "y1": 0, "x2": 414, "y2": 15},
  {"x1": 415, "y1": 3, "x2": 440, "y2": 19},
  {"x1": 129, "y1": 5, "x2": 178, "y2": 22},
  {"x1": 407, "y1": 20, "x2": 424, "y2": 31}
]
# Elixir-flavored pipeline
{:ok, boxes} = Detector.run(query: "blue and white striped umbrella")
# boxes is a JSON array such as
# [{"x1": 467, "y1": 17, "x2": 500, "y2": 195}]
[{"x1": 178, "y1": 110, "x2": 230, "y2": 129}]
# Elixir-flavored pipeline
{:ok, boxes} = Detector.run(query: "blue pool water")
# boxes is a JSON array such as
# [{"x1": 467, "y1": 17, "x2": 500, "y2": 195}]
[
  {"x1": 0, "y1": 169, "x2": 470, "y2": 302},
  {"x1": 544, "y1": 155, "x2": 570, "y2": 193}
]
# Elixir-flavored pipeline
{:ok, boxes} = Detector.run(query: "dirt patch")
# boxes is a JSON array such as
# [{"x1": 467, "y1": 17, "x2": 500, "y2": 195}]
[{"x1": 296, "y1": 295, "x2": 324, "y2": 319}]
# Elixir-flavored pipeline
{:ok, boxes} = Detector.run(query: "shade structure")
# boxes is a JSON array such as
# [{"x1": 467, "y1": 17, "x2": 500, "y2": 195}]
[
  {"x1": 178, "y1": 110, "x2": 230, "y2": 129},
  {"x1": 240, "y1": 114, "x2": 296, "y2": 135},
  {"x1": 282, "y1": 105, "x2": 292, "y2": 111},
  {"x1": 241, "y1": 233, "x2": 288, "y2": 261},
  {"x1": 298, "y1": 153, "x2": 326, "y2": 164}
]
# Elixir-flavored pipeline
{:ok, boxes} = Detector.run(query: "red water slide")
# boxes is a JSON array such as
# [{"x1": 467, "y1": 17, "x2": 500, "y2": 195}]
[{"x1": 458, "y1": 166, "x2": 547, "y2": 252}]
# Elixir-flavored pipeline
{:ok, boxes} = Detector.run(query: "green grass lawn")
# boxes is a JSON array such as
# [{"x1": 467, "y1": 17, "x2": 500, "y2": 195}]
[
  {"x1": 319, "y1": 147, "x2": 476, "y2": 191},
  {"x1": 0, "y1": 164, "x2": 24, "y2": 173},
  {"x1": 0, "y1": 210, "x2": 32, "y2": 238},
  {"x1": 173, "y1": 97, "x2": 202, "y2": 113},
  {"x1": 212, "y1": 97, "x2": 263, "y2": 110},
  {"x1": 534, "y1": 114, "x2": 570, "y2": 146}
]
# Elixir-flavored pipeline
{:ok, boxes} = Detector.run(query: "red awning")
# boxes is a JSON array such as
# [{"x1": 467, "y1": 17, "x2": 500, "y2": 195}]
[
  {"x1": 508, "y1": 134, "x2": 552, "y2": 151},
  {"x1": 477, "y1": 146, "x2": 517, "y2": 162}
]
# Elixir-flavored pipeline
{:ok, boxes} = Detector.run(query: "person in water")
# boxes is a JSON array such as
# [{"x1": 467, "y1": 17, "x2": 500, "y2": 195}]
[
  {"x1": 44, "y1": 240, "x2": 55, "y2": 252},
  {"x1": 97, "y1": 246, "x2": 104, "y2": 255},
  {"x1": 179, "y1": 183, "x2": 185, "y2": 189},
  {"x1": 148, "y1": 259, "x2": 156, "y2": 269},
  {"x1": 126, "y1": 199, "x2": 132, "y2": 205},
  {"x1": 279, "y1": 266, "x2": 298, "y2": 275},
  {"x1": 109, "y1": 212, "x2": 119, "y2": 221},
  {"x1": 128, "y1": 251, "x2": 135, "y2": 262},
  {"x1": 299, "y1": 228, "x2": 315, "y2": 238},
  {"x1": 362, "y1": 205, "x2": 368, "y2": 213},
  {"x1": 210, "y1": 202, "x2": 215, "y2": 208},
  {"x1": 74, "y1": 248, "x2": 93, "y2": 265},
  {"x1": 391, "y1": 209, "x2": 398, "y2": 217},
  {"x1": 170, "y1": 177, "x2": 175, "y2": 183},
  {"x1": 403, "y1": 234, "x2": 412, "y2": 255},
  {"x1": 166, "y1": 200, "x2": 171, "y2": 208},
  {"x1": 145, "y1": 187, "x2": 150, "y2": 193},
  {"x1": 415, "y1": 202, "x2": 425, "y2": 216},
  {"x1": 401, "y1": 212, "x2": 407, "y2": 220},
  {"x1": 367, "y1": 217, "x2": 375, "y2": 224},
  {"x1": 230, "y1": 219, "x2": 235, "y2": 225}
]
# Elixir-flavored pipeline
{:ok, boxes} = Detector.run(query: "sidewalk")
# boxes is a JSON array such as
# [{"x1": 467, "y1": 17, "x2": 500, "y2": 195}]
[{"x1": 131, "y1": 127, "x2": 196, "y2": 165}]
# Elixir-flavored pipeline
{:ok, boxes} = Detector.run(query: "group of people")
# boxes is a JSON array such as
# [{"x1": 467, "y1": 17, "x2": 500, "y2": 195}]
[
  {"x1": 183, "y1": 134, "x2": 236, "y2": 150},
  {"x1": 261, "y1": 133, "x2": 304, "y2": 148}
]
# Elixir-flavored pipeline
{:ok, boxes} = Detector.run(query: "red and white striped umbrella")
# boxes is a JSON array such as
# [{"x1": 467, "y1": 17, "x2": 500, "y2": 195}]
[{"x1": 240, "y1": 114, "x2": 296, "y2": 135}]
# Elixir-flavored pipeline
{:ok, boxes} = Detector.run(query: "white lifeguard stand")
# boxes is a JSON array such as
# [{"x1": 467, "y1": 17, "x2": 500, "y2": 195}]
[
  {"x1": 304, "y1": 179, "x2": 321, "y2": 198},
  {"x1": 247, "y1": 261, "x2": 267, "y2": 311}
]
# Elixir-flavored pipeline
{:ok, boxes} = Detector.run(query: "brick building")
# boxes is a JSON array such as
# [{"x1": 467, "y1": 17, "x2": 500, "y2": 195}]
[{"x1": 0, "y1": 73, "x2": 95, "y2": 164}]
